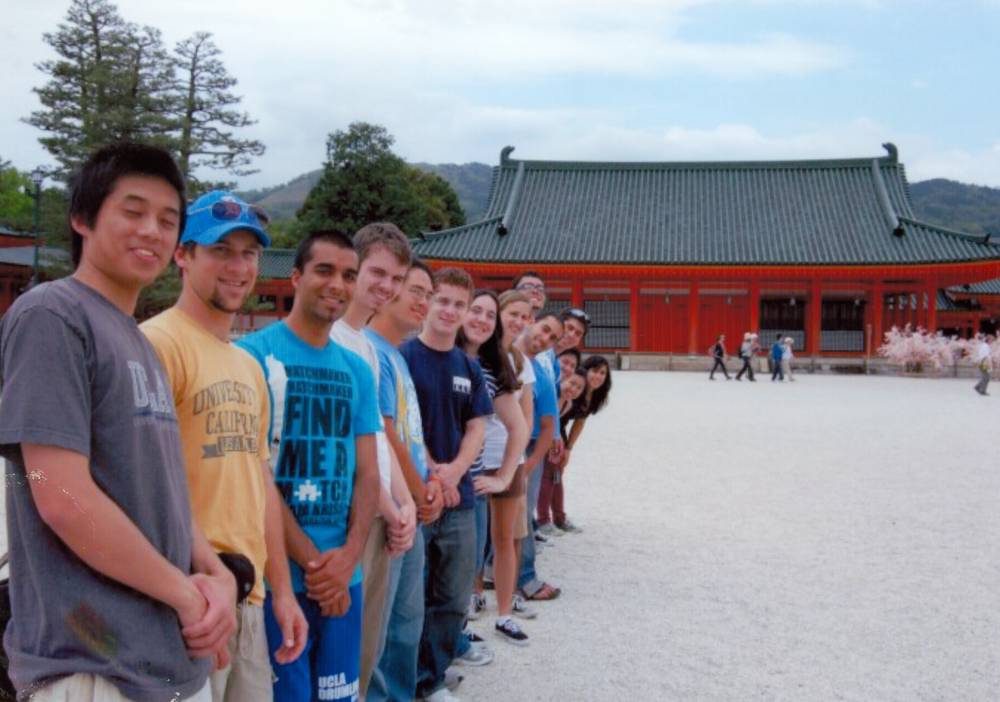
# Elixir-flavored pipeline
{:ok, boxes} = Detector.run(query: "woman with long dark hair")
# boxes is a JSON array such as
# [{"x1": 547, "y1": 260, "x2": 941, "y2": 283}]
[
  {"x1": 541, "y1": 355, "x2": 613, "y2": 534},
  {"x1": 459, "y1": 290, "x2": 533, "y2": 645}
]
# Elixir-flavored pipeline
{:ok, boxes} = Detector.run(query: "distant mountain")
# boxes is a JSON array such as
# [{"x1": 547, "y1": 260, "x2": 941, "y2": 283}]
[
  {"x1": 242, "y1": 162, "x2": 493, "y2": 224},
  {"x1": 909, "y1": 179, "x2": 1000, "y2": 235}
]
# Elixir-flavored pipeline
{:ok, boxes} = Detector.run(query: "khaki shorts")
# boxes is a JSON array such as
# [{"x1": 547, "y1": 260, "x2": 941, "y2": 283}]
[
  {"x1": 33, "y1": 674, "x2": 211, "y2": 702},
  {"x1": 210, "y1": 602, "x2": 273, "y2": 702}
]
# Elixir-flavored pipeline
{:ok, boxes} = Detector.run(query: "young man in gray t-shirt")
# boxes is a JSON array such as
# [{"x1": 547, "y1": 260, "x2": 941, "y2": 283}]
[{"x1": 0, "y1": 144, "x2": 236, "y2": 702}]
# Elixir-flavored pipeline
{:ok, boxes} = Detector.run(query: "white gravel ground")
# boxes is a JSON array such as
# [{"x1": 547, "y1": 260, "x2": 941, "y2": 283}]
[
  {"x1": 3, "y1": 372, "x2": 998, "y2": 701},
  {"x1": 457, "y1": 371, "x2": 1000, "y2": 702}
]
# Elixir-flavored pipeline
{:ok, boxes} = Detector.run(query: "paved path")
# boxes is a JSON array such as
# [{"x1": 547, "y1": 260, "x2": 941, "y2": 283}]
[{"x1": 459, "y1": 371, "x2": 1000, "y2": 701}]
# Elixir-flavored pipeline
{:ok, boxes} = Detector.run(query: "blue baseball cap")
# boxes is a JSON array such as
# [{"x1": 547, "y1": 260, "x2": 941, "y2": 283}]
[{"x1": 181, "y1": 191, "x2": 271, "y2": 248}]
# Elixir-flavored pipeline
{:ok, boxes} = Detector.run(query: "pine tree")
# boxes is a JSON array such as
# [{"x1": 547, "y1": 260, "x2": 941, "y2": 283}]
[
  {"x1": 171, "y1": 31, "x2": 264, "y2": 194},
  {"x1": 25, "y1": 0, "x2": 178, "y2": 181}
]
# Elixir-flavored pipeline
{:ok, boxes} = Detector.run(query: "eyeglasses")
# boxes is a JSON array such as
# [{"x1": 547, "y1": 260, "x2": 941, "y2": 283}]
[
  {"x1": 516, "y1": 282, "x2": 545, "y2": 292},
  {"x1": 190, "y1": 200, "x2": 271, "y2": 226}
]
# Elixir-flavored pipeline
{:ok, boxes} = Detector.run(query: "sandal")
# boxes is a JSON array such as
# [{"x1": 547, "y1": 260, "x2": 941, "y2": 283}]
[{"x1": 524, "y1": 583, "x2": 561, "y2": 601}]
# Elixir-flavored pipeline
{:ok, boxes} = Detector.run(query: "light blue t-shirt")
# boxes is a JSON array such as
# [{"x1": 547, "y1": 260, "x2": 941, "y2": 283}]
[
  {"x1": 364, "y1": 328, "x2": 429, "y2": 482},
  {"x1": 530, "y1": 356, "x2": 559, "y2": 440},
  {"x1": 238, "y1": 321, "x2": 380, "y2": 589}
]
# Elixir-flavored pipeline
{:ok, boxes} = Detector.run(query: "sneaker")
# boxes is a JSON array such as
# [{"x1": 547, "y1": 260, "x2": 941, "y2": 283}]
[
  {"x1": 453, "y1": 641, "x2": 494, "y2": 667},
  {"x1": 534, "y1": 532, "x2": 549, "y2": 544},
  {"x1": 495, "y1": 618, "x2": 530, "y2": 646},
  {"x1": 511, "y1": 593, "x2": 538, "y2": 620},
  {"x1": 423, "y1": 687, "x2": 461, "y2": 701},
  {"x1": 537, "y1": 523, "x2": 557, "y2": 536},
  {"x1": 462, "y1": 625, "x2": 485, "y2": 643},
  {"x1": 467, "y1": 593, "x2": 486, "y2": 620},
  {"x1": 555, "y1": 519, "x2": 582, "y2": 534},
  {"x1": 444, "y1": 669, "x2": 464, "y2": 692}
]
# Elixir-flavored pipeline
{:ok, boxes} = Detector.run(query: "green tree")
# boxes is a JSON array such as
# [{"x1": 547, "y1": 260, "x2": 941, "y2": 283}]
[
  {"x1": 25, "y1": 0, "x2": 177, "y2": 181},
  {"x1": 296, "y1": 122, "x2": 464, "y2": 243},
  {"x1": 171, "y1": 31, "x2": 265, "y2": 195},
  {"x1": 0, "y1": 160, "x2": 34, "y2": 230}
]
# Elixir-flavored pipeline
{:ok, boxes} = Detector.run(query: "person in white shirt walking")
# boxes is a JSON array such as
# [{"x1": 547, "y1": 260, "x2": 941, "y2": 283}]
[{"x1": 973, "y1": 335, "x2": 993, "y2": 396}]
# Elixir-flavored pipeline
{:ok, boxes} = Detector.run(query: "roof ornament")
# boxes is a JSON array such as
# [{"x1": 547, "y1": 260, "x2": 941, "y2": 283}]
[
  {"x1": 497, "y1": 161, "x2": 525, "y2": 237},
  {"x1": 882, "y1": 142, "x2": 898, "y2": 163},
  {"x1": 500, "y1": 146, "x2": 516, "y2": 165}
]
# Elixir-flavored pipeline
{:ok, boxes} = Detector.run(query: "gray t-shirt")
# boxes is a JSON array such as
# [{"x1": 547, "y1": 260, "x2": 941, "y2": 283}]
[{"x1": 0, "y1": 278, "x2": 209, "y2": 701}]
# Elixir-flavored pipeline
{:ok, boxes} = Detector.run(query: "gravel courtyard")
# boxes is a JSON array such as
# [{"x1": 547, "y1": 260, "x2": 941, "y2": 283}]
[
  {"x1": 459, "y1": 371, "x2": 999, "y2": 702},
  {"x1": 2, "y1": 371, "x2": 997, "y2": 700}
]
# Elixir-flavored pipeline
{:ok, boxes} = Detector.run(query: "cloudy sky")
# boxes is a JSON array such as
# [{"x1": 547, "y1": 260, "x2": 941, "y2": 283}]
[{"x1": 2, "y1": 0, "x2": 1000, "y2": 190}]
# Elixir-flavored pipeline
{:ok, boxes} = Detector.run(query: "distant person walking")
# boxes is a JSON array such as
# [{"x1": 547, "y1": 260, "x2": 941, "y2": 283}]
[
  {"x1": 974, "y1": 335, "x2": 992, "y2": 396},
  {"x1": 771, "y1": 334, "x2": 785, "y2": 382},
  {"x1": 735, "y1": 332, "x2": 755, "y2": 381},
  {"x1": 782, "y1": 337, "x2": 796, "y2": 382},
  {"x1": 709, "y1": 334, "x2": 730, "y2": 380}
]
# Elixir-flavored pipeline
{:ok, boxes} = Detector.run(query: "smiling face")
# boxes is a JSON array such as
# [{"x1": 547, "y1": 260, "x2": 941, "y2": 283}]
[
  {"x1": 427, "y1": 283, "x2": 471, "y2": 339},
  {"x1": 524, "y1": 315, "x2": 564, "y2": 356},
  {"x1": 557, "y1": 317, "x2": 586, "y2": 352},
  {"x1": 558, "y1": 352, "x2": 579, "y2": 378},
  {"x1": 175, "y1": 229, "x2": 261, "y2": 314},
  {"x1": 291, "y1": 240, "x2": 358, "y2": 327},
  {"x1": 587, "y1": 362, "x2": 608, "y2": 390},
  {"x1": 562, "y1": 373, "x2": 586, "y2": 402},
  {"x1": 500, "y1": 299, "x2": 532, "y2": 347},
  {"x1": 72, "y1": 175, "x2": 182, "y2": 291},
  {"x1": 515, "y1": 275, "x2": 546, "y2": 311},
  {"x1": 386, "y1": 265, "x2": 433, "y2": 333},
  {"x1": 463, "y1": 293, "x2": 498, "y2": 348},
  {"x1": 354, "y1": 245, "x2": 409, "y2": 315}
]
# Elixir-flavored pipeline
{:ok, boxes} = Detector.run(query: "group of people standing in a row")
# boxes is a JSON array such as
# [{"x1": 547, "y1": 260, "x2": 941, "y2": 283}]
[
  {"x1": 0, "y1": 142, "x2": 611, "y2": 702},
  {"x1": 709, "y1": 332, "x2": 796, "y2": 382}
]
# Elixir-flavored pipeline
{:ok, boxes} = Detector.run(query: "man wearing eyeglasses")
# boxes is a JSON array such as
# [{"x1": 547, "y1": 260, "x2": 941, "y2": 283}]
[
  {"x1": 143, "y1": 191, "x2": 308, "y2": 701},
  {"x1": 513, "y1": 271, "x2": 546, "y2": 319}
]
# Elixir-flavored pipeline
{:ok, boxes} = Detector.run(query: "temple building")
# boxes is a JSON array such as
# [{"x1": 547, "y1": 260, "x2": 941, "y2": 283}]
[{"x1": 407, "y1": 144, "x2": 1000, "y2": 355}]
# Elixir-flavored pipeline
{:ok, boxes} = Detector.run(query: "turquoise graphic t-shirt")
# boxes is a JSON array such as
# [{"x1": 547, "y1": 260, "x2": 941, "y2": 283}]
[
  {"x1": 365, "y1": 328, "x2": 429, "y2": 482},
  {"x1": 238, "y1": 321, "x2": 380, "y2": 589}
]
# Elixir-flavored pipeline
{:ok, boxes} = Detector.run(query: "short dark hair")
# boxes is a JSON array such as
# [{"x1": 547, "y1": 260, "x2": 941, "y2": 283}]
[
  {"x1": 294, "y1": 229, "x2": 355, "y2": 272},
  {"x1": 354, "y1": 222, "x2": 412, "y2": 266},
  {"x1": 68, "y1": 142, "x2": 186, "y2": 267},
  {"x1": 407, "y1": 258, "x2": 433, "y2": 284},
  {"x1": 535, "y1": 312, "x2": 562, "y2": 328},
  {"x1": 512, "y1": 270, "x2": 543, "y2": 288}
]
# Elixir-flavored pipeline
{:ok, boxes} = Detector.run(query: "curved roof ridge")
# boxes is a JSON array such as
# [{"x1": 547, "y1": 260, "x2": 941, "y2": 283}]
[
  {"x1": 899, "y1": 215, "x2": 996, "y2": 245},
  {"x1": 497, "y1": 154, "x2": 899, "y2": 172},
  {"x1": 418, "y1": 215, "x2": 502, "y2": 242}
]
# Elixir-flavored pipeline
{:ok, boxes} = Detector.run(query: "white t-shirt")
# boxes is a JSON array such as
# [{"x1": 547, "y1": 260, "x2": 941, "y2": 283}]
[
  {"x1": 331, "y1": 319, "x2": 392, "y2": 489},
  {"x1": 481, "y1": 352, "x2": 536, "y2": 470},
  {"x1": 975, "y1": 340, "x2": 991, "y2": 364}
]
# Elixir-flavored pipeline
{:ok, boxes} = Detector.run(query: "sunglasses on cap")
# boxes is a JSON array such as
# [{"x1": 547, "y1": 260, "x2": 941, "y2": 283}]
[
  {"x1": 190, "y1": 199, "x2": 271, "y2": 226},
  {"x1": 564, "y1": 307, "x2": 591, "y2": 325}
]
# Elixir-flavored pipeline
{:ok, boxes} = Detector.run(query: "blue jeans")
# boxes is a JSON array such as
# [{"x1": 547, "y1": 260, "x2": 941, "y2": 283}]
[
  {"x1": 473, "y1": 494, "x2": 489, "y2": 573},
  {"x1": 416, "y1": 508, "x2": 476, "y2": 698},
  {"x1": 517, "y1": 446, "x2": 546, "y2": 596},
  {"x1": 368, "y1": 528, "x2": 426, "y2": 702}
]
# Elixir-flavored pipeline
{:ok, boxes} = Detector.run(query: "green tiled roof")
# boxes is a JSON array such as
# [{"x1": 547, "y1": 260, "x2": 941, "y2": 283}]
[
  {"x1": 0, "y1": 245, "x2": 69, "y2": 267},
  {"x1": 949, "y1": 278, "x2": 1000, "y2": 295},
  {"x1": 414, "y1": 144, "x2": 1000, "y2": 266},
  {"x1": 260, "y1": 250, "x2": 295, "y2": 279}
]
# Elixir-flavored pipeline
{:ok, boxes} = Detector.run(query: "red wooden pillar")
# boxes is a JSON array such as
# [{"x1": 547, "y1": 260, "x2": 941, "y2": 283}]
[
  {"x1": 807, "y1": 280, "x2": 822, "y2": 356},
  {"x1": 749, "y1": 278, "x2": 760, "y2": 334},
  {"x1": 571, "y1": 277, "x2": 583, "y2": 309},
  {"x1": 688, "y1": 281, "x2": 700, "y2": 354},
  {"x1": 629, "y1": 280, "x2": 639, "y2": 352},
  {"x1": 926, "y1": 280, "x2": 937, "y2": 333},
  {"x1": 871, "y1": 282, "x2": 884, "y2": 350}
]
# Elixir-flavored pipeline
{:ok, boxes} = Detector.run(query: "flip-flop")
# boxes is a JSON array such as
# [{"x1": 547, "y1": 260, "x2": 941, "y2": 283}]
[{"x1": 525, "y1": 583, "x2": 561, "y2": 601}]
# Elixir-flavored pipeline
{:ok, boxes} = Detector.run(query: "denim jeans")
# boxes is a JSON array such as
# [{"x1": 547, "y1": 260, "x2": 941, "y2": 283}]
[
  {"x1": 517, "y1": 443, "x2": 545, "y2": 596},
  {"x1": 416, "y1": 508, "x2": 476, "y2": 698},
  {"x1": 368, "y1": 528, "x2": 426, "y2": 702},
  {"x1": 473, "y1": 494, "x2": 489, "y2": 573}
]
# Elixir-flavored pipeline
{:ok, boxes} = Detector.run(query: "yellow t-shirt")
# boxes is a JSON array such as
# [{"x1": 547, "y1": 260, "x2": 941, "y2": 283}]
[{"x1": 141, "y1": 308, "x2": 270, "y2": 605}]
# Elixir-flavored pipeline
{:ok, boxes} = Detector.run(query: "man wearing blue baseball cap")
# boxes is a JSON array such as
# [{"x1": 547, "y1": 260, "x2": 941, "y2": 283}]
[{"x1": 143, "y1": 191, "x2": 307, "y2": 701}]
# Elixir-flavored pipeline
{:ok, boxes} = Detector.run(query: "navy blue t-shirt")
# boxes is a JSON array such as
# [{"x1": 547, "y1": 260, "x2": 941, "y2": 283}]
[{"x1": 400, "y1": 337, "x2": 492, "y2": 510}]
